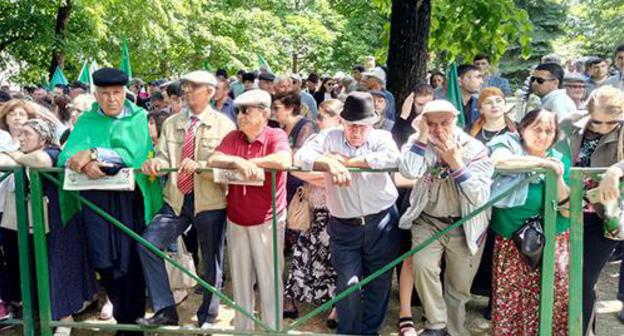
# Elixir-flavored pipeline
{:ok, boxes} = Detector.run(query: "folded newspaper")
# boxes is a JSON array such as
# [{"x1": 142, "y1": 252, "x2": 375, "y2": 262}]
[
  {"x1": 212, "y1": 168, "x2": 265, "y2": 186},
  {"x1": 63, "y1": 168, "x2": 135, "y2": 191}
]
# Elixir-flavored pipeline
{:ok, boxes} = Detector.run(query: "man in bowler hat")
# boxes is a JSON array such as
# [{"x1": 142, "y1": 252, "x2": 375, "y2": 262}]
[{"x1": 294, "y1": 91, "x2": 401, "y2": 335}]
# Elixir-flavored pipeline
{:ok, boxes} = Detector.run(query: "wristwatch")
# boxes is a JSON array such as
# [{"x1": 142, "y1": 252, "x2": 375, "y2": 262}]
[{"x1": 89, "y1": 148, "x2": 98, "y2": 161}]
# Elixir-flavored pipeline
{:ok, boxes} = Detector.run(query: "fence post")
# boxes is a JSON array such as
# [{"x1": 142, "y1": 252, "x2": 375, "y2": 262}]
[
  {"x1": 568, "y1": 169, "x2": 584, "y2": 335},
  {"x1": 13, "y1": 168, "x2": 35, "y2": 336},
  {"x1": 538, "y1": 170, "x2": 558, "y2": 335},
  {"x1": 30, "y1": 169, "x2": 53, "y2": 336},
  {"x1": 271, "y1": 169, "x2": 280, "y2": 332}
]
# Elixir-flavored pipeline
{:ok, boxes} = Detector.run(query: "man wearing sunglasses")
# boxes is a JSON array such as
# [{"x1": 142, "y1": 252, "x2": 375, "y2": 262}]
[
  {"x1": 531, "y1": 62, "x2": 577, "y2": 119},
  {"x1": 207, "y1": 89, "x2": 292, "y2": 331}
]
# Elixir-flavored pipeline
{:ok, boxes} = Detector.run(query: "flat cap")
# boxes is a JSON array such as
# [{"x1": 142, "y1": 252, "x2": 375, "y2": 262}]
[
  {"x1": 234, "y1": 89, "x2": 271, "y2": 109},
  {"x1": 422, "y1": 100, "x2": 459, "y2": 116},
  {"x1": 258, "y1": 72, "x2": 275, "y2": 81},
  {"x1": 564, "y1": 72, "x2": 586, "y2": 83},
  {"x1": 93, "y1": 68, "x2": 128, "y2": 87},
  {"x1": 362, "y1": 67, "x2": 386, "y2": 84},
  {"x1": 181, "y1": 70, "x2": 217, "y2": 86}
]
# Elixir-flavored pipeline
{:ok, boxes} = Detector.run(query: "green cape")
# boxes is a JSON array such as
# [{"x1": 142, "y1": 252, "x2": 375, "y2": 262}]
[{"x1": 57, "y1": 100, "x2": 163, "y2": 225}]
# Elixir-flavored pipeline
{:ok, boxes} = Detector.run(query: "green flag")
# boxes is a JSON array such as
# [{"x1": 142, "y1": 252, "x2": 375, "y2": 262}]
[
  {"x1": 256, "y1": 53, "x2": 272, "y2": 73},
  {"x1": 120, "y1": 36, "x2": 132, "y2": 79},
  {"x1": 49, "y1": 66, "x2": 69, "y2": 90},
  {"x1": 77, "y1": 60, "x2": 93, "y2": 92},
  {"x1": 445, "y1": 63, "x2": 465, "y2": 128}
]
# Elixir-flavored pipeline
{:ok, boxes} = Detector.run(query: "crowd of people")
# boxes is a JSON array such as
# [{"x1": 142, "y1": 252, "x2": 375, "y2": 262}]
[{"x1": 1, "y1": 45, "x2": 624, "y2": 336}]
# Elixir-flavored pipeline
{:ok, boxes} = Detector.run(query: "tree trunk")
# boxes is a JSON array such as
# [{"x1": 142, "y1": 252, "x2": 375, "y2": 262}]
[
  {"x1": 386, "y1": 0, "x2": 431, "y2": 111},
  {"x1": 48, "y1": 0, "x2": 72, "y2": 80}
]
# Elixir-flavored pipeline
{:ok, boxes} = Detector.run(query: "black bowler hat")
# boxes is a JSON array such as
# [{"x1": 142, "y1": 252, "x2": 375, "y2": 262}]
[
  {"x1": 93, "y1": 68, "x2": 129, "y2": 87},
  {"x1": 340, "y1": 91, "x2": 379, "y2": 125}
]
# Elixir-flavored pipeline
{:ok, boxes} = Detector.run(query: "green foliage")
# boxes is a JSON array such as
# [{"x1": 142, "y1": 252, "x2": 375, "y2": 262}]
[
  {"x1": 563, "y1": 0, "x2": 624, "y2": 58},
  {"x1": 499, "y1": 0, "x2": 567, "y2": 88},
  {"x1": 1, "y1": 0, "x2": 533, "y2": 86},
  {"x1": 430, "y1": 0, "x2": 532, "y2": 64}
]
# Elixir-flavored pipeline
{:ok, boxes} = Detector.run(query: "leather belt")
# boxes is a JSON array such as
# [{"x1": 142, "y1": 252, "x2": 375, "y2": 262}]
[{"x1": 336, "y1": 210, "x2": 384, "y2": 227}]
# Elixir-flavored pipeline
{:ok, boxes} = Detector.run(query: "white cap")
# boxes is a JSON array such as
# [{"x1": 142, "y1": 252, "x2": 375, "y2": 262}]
[
  {"x1": 362, "y1": 67, "x2": 386, "y2": 85},
  {"x1": 180, "y1": 70, "x2": 217, "y2": 86},
  {"x1": 421, "y1": 100, "x2": 459, "y2": 116},
  {"x1": 234, "y1": 89, "x2": 272, "y2": 109}
]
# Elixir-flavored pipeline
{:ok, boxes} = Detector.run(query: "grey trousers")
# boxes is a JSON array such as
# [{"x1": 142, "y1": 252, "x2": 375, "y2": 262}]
[
  {"x1": 411, "y1": 222, "x2": 484, "y2": 336},
  {"x1": 227, "y1": 214, "x2": 285, "y2": 331}
]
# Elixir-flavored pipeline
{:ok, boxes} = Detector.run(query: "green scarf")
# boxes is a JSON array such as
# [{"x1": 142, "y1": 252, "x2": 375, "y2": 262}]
[{"x1": 57, "y1": 100, "x2": 163, "y2": 225}]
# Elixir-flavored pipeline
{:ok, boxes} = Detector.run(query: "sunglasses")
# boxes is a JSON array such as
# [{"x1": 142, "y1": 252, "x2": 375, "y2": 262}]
[
  {"x1": 530, "y1": 76, "x2": 555, "y2": 85},
  {"x1": 589, "y1": 119, "x2": 621, "y2": 126},
  {"x1": 234, "y1": 106, "x2": 258, "y2": 115}
]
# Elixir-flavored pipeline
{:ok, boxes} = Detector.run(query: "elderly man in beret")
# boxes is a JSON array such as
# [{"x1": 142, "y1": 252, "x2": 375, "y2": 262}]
[
  {"x1": 58, "y1": 67, "x2": 164, "y2": 336},
  {"x1": 398, "y1": 100, "x2": 493, "y2": 336},
  {"x1": 295, "y1": 91, "x2": 401, "y2": 335},
  {"x1": 207, "y1": 89, "x2": 291, "y2": 331},
  {"x1": 137, "y1": 71, "x2": 235, "y2": 328}
]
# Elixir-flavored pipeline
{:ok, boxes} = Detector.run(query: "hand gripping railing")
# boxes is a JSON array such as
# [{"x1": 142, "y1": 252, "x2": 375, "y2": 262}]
[
  {"x1": 23, "y1": 166, "x2": 583, "y2": 335},
  {"x1": 0, "y1": 167, "x2": 35, "y2": 336}
]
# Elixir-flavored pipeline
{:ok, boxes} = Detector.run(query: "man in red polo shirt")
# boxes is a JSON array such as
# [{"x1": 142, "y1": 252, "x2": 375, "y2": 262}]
[{"x1": 208, "y1": 89, "x2": 291, "y2": 331}]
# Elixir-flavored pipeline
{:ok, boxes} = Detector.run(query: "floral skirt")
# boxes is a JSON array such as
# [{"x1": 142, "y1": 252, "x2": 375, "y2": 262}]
[
  {"x1": 492, "y1": 232, "x2": 569, "y2": 336},
  {"x1": 284, "y1": 208, "x2": 336, "y2": 304}
]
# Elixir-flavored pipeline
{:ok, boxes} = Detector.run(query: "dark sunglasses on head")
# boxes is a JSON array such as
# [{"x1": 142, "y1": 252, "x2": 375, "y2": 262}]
[
  {"x1": 589, "y1": 119, "x2": 621, "y2": 126},
  {"x1": 530, "y1": 76, "x2": 555, "y2": 85}
]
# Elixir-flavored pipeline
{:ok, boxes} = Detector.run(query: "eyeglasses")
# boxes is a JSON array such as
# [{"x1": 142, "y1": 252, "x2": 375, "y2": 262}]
[
  {"x1": 565, "y1": 84, "x2": 585, "y2": 89},
  {"x1": 589, "y1": 119, "x2": 621, "y2": 126},
  {"x1": 530, "y1": 76, "x2": 556, "y2": 85}
]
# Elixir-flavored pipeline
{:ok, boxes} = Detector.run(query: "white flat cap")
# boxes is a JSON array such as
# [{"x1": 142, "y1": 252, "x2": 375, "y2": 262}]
[
  {"x1": 180, "y1": 70, "x2": 217, "y2": 86},
  {"x1": 234, "y1": 89, "x2": 272, "y2": 109},
  {"x1": 362, "y1": 67, "x2": 386, "y2": 84},
  {"x1": 422, "y1": 100, "x2": 459, "y2": 116}
]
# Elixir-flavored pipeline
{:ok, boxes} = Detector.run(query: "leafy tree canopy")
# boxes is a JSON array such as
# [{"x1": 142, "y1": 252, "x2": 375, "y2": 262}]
[{"x1": 1, "y1": 0, "x2": 533, "y2": 86}]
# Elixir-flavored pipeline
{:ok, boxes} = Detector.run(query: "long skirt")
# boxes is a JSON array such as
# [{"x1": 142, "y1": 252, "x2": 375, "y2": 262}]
[
  {"x1": 284, "y1": 208, "x2": 336, "y2": 304},
  {"x1": 492, "y1": 232, "x2": 569, "y2": 336}
]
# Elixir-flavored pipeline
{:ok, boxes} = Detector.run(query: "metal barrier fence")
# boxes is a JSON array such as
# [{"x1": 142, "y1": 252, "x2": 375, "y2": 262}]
[
  {"x1": 0, "y1": 167, "x2": 35, "y2": 336},
  {"x1": 1, "y1": 166, "x2": 596, "y2": 335}
]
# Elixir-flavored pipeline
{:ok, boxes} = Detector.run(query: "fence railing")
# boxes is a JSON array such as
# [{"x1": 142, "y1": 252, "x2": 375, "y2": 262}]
[
  {"x1": 3, "y1": 166, "x2": 597, "y2": 335},
  {"x1": 0, "y1": 167, "x2": 35, "y2": 336}
]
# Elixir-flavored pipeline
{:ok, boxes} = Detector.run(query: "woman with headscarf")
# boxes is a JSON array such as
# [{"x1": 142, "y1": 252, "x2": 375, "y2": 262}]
[{"x1": 0, "y1": 119, "x2": 96, "y2": 335}]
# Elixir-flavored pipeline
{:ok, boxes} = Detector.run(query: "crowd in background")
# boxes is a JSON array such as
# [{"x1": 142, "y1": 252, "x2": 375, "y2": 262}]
[{"x1": 1, "y1": 45, "x2": 624, "y2": 336}]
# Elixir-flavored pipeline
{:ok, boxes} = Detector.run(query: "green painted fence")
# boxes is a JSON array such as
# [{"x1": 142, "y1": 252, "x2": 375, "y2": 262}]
[{"x1": 3, "y1": 166, "x2": 596, "y2": 335}]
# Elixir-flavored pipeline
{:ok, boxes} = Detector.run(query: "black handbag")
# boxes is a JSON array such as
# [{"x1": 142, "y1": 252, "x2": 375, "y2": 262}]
[{"x1": 512, "y1": 215, "x2": 545, "y2": 271}]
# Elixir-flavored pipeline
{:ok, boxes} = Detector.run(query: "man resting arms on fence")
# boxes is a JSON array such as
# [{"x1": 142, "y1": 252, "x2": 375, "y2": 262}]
[
  {"x1": 294, "y1": 91, "x2": 401, "y2": 335},
  {"x1": 398, "y1": 100, "x2": 493, "y2": 336},
  {"x1": 137, "y1": 71, "x2": 235, "y2": 329},
  {"x1": 206, "y1": 89, "x2": 291, "y2": 331}
]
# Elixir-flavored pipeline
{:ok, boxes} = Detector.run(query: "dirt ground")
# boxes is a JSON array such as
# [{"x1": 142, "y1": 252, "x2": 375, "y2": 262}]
[{"x1": 3, "y1": 258, "x2": 624, "y2": 335}]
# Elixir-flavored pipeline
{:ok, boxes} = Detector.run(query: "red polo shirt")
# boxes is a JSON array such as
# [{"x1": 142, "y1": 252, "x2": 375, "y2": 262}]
[{"x1": 216, "y1": 126, "x2": 290, "y2": 226}]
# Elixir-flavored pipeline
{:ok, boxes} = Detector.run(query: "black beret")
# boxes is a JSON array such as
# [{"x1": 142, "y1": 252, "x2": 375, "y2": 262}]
[
  {"x1": 242, "y1": 72, "x2": 257, "y2": 82},
  {"x1": 93, "y1": 68, "x2": 128, "y2": 87},
  {"x1": 258, "y1": 72, "x2": 275, "y2": 81}
]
